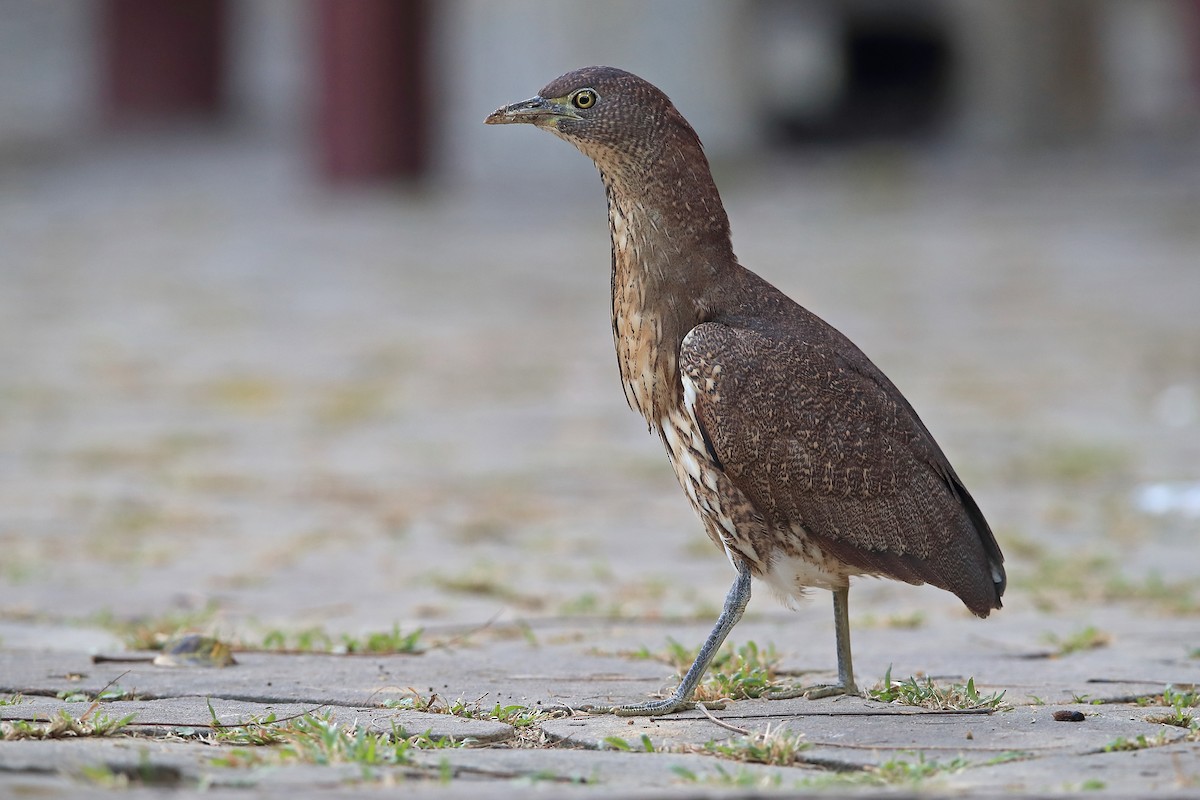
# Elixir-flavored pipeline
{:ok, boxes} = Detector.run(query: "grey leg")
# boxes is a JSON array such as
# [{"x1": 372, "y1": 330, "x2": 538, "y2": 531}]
[
  {"x1": 768, "y1": 584, "x2": 860, "y2": 700},
  {"x1": 807, "y1": 584, "x2": 859, "y2": 697},
  {"x1": 582, "y1": 564, "x2": 752, "y2": 717}
]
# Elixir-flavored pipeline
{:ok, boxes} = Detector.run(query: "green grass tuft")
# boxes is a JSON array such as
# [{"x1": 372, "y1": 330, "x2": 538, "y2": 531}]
[
  {"x1": 1103, "y1": 731, "x2": 1170, "y2": 752},
  {"x1": 868, "y1": 666, "x2": 1006, "y2": 710},
  {"x1": 380, "y1": 693, "x2": 553, "y2": 728},
  {"x1": 634, "y1": 639, "x2": 783, "y2": 703},
  {"x1": 672, "y1": 763, "x2": 783, "y2": 789},
  {"x1": 259, "y1": 623, "x2": 423, "y2": 654},
  {"x1": 1042, "y1": 625, "x2": 1111, "y2": 656},
  {"x1": 1, "y1": 709, "x2": 134, "y2": 741},
  {"x1": 207, "y1": 711, "x2": 462, "y2": 770},
  {"x1": 1142, "y1": 685, "x2": 1200, "y2": 732},
  {"x1": 702, "y1": 726, "x2": 810, "y2": 766}
]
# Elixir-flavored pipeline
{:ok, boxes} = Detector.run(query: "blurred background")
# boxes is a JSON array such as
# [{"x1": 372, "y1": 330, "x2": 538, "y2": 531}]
[
  {"x1": 2, "y1": 0, "x2": 1199, "y2": 648},
  {"x1": 6, "y1": 1, "x2": 1200, "y2": 182}
]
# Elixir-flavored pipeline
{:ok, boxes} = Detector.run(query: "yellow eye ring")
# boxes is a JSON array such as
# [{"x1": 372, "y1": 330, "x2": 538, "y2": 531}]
[{"x1": 572, "y1": 89, "x2": 597, "y2": 109}]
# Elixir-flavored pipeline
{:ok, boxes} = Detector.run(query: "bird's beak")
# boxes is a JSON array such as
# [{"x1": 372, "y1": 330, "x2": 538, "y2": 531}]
[{"x1": 485, "y1": 95, "x2": 578, "y2": 126}]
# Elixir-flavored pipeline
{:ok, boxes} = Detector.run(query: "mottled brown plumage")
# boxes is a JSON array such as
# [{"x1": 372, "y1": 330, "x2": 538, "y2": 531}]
[{"x1": 486, "y1": 66, "x2": 1005, "y2": 715}]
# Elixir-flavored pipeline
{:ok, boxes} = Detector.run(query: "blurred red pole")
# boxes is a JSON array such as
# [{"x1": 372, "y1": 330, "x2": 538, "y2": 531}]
[
  {"x1": 316, "y1": 0, "x2": 428, "y2": 183},
  {"x1": 102, "y1": 0, "x2": 225, "y2": 121}
]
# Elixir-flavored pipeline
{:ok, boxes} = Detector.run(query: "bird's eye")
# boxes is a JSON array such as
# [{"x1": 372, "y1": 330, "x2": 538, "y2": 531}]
[{"x1": 572, "y1": 89, "x2": 597, "y2": 109}]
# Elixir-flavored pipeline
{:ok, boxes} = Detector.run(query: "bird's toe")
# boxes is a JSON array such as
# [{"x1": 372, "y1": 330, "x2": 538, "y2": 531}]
[
  {"x1": 576, "y1": 697, "x2": 727, "y2": 717},
  {"x1": 767, "y1": 682, "x2": 859, "y2": 701}
]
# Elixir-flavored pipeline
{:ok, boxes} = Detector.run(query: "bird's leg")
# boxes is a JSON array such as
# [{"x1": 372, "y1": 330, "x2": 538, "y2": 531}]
[
  {"x1": 767, "y1": 584, "x2": 860, "y2": 700},
  {"x1": 581, "y1": 565, "x2": 752, "y2": 717},
  {"x1": 808, "y1": 584, "x2": 860, "y2": 697}
]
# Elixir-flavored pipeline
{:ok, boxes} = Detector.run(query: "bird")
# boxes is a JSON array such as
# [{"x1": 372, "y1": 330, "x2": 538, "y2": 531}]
[{"x1": 485, "y1": 66, "x2": 1005, "y2": 716}]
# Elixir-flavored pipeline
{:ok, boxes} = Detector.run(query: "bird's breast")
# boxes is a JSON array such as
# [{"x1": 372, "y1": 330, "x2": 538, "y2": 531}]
[
  {"x1": 608, "y1": 195, "x2": 678, "y2": 424},
  {"x1": 612, "y1": 302, "x2": 668, "y2": 423}
]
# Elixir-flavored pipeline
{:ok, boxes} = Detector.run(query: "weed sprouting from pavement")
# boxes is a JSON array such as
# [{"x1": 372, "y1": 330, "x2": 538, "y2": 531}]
[
  {"x1": 601, "y1": 734, "x2": 656, "y2": 753},
  {"x1": 380, "y1": 692, "x2": 555, "y2": 728},
  {"x1": 874, "y1": 753, "x2": 971, "y2": 783},
  {"x1": 205, "y1": 700, "x2": 287, "y2": 746},
  {"x1": 1142, "y1": 685, "x2": 1200, "y2": 732},
  {"x1": 797, "y1": 752, "x2": 970, "y2": 788},
  {"x1": 671, "y1": 764, "x2": 784, "y2": 789},
  {"x1": 56, "y1": 685, "x2": 136, "y2": 703},
  {"x1": 626, "y1": 639, "x2": 784, "y2": 702},
  {"x1": 699, "y1": 726, "x2": 811, "y2": 766},
  {"x1": 868, "y1": 666, "x2": 1006, "y2": 710},
  {"x1": 1103, "y1": 731, "x2": 1171, "y2": 752},
  {"x1": 260, "y1": 626, "x2": 338, "y2": 653},
  {"x1": 207, "y1": 711, "x2": 462, "y2": 770},
  {"x1": 1, "y1": 709, "x2": 135, "y2": 741},
  {"x1": 259, "y1": 623, "x2": 423, "y2": 654},
  {"x1": 1042, "y1": 625, "x2": 1112, "y2": 656},
  {"x1": 343, "y1": 624, "x2": 424, "y2": 654}
]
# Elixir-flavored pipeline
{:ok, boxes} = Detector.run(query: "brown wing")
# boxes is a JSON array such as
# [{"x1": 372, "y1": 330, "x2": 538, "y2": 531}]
[{"x1": 680, "y1": 318, "x2": 1004, "y2": 616}]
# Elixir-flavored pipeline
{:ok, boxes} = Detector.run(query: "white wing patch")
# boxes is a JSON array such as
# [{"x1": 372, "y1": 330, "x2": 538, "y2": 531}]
[{"x1": 661, "y1": 358, "x2": 751, "y2": 569}]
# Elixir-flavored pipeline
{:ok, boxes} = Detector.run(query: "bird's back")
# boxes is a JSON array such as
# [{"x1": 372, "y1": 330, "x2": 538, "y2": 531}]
[{"x1": 680, "y1": 264, "x2": 1005, "y2": 616}]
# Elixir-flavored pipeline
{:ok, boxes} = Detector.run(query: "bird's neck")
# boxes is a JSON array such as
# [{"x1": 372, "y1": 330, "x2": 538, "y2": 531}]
[{"x1": 600, "y1": 163, "x2": 735, "y2": 427}]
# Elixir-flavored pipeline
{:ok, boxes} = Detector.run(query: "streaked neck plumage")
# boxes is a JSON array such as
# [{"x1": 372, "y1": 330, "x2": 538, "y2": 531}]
[{"x1": 595, "y1": 128, "x2": 736, "y2": 427}]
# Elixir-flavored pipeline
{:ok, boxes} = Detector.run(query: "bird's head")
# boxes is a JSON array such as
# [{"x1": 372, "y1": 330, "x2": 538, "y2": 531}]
[
  {"x1": 485, "y1": 66, "x2": 701, "y2": 179},
  {"x1": 486, "y1": 66, "x2": 730, "y2": 257}
]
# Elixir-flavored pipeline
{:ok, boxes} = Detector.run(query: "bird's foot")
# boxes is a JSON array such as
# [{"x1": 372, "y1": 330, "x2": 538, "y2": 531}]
[
  {"x1": 578, "y1": 697, "x2": 727, "y2": 717},
  {"x1": 767, "y1": 681, "x2": 859, "y2": 701}
]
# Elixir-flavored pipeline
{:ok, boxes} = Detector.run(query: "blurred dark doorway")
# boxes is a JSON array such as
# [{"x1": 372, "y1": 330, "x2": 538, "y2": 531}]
[
  {"x1": 759, "y1": 2, "x2": 953, "y2": 145},
  {"x1": 839, "y1": 18, "x2": 951, "y2": 139}
]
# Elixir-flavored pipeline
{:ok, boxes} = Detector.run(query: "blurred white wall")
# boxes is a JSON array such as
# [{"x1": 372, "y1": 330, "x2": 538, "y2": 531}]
[
  {"x1": 431, "y1": 0, "x2": 759, "y2": 194},
  {"x1": 1101, "y1": 1, "x2": 1200, "y2": 139},
  {"x1": 0, "y1": 0, "x2": 97, "y2": 151},
  {"x1": 227, "y1": 0, "x2": 310, "y2": 136}
]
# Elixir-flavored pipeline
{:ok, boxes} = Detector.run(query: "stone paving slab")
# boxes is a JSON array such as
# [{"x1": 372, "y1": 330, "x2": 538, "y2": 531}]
[
  {"x1": 409, "y1": 747, "x2": 825, "y2": 790},
  {"x1": 0, "y1": 738, "x2": 219, "y2": 784},
  {"x1": 0, "y1": 737, "x2": 441, "y2": 793},
  {"x1": 944, "y1": 742, "x2": 1200, "y2": 796},
  {"x1": 0, "y1": 622, "x2": 125, "y2": 654},
  {"x1": 0, "y1": 695, "x2": 513, "y2": 743},
  {"x1": 0, "y1": 643, "x2": 670, "y2": 710},
  {"x1": 544, "y1": 699, "x2": 1191, "y2": 768}
]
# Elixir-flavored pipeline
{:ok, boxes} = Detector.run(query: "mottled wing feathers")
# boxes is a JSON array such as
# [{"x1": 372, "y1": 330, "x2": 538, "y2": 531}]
[{"x1": 679, "y1": 315, "x2": 1004, "y2": 616}]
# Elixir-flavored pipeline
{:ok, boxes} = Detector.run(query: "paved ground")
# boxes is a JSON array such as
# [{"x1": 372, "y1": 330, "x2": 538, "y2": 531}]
[{"x1": 1, "y1": 132, "x2": 1199, "y2": 796}]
